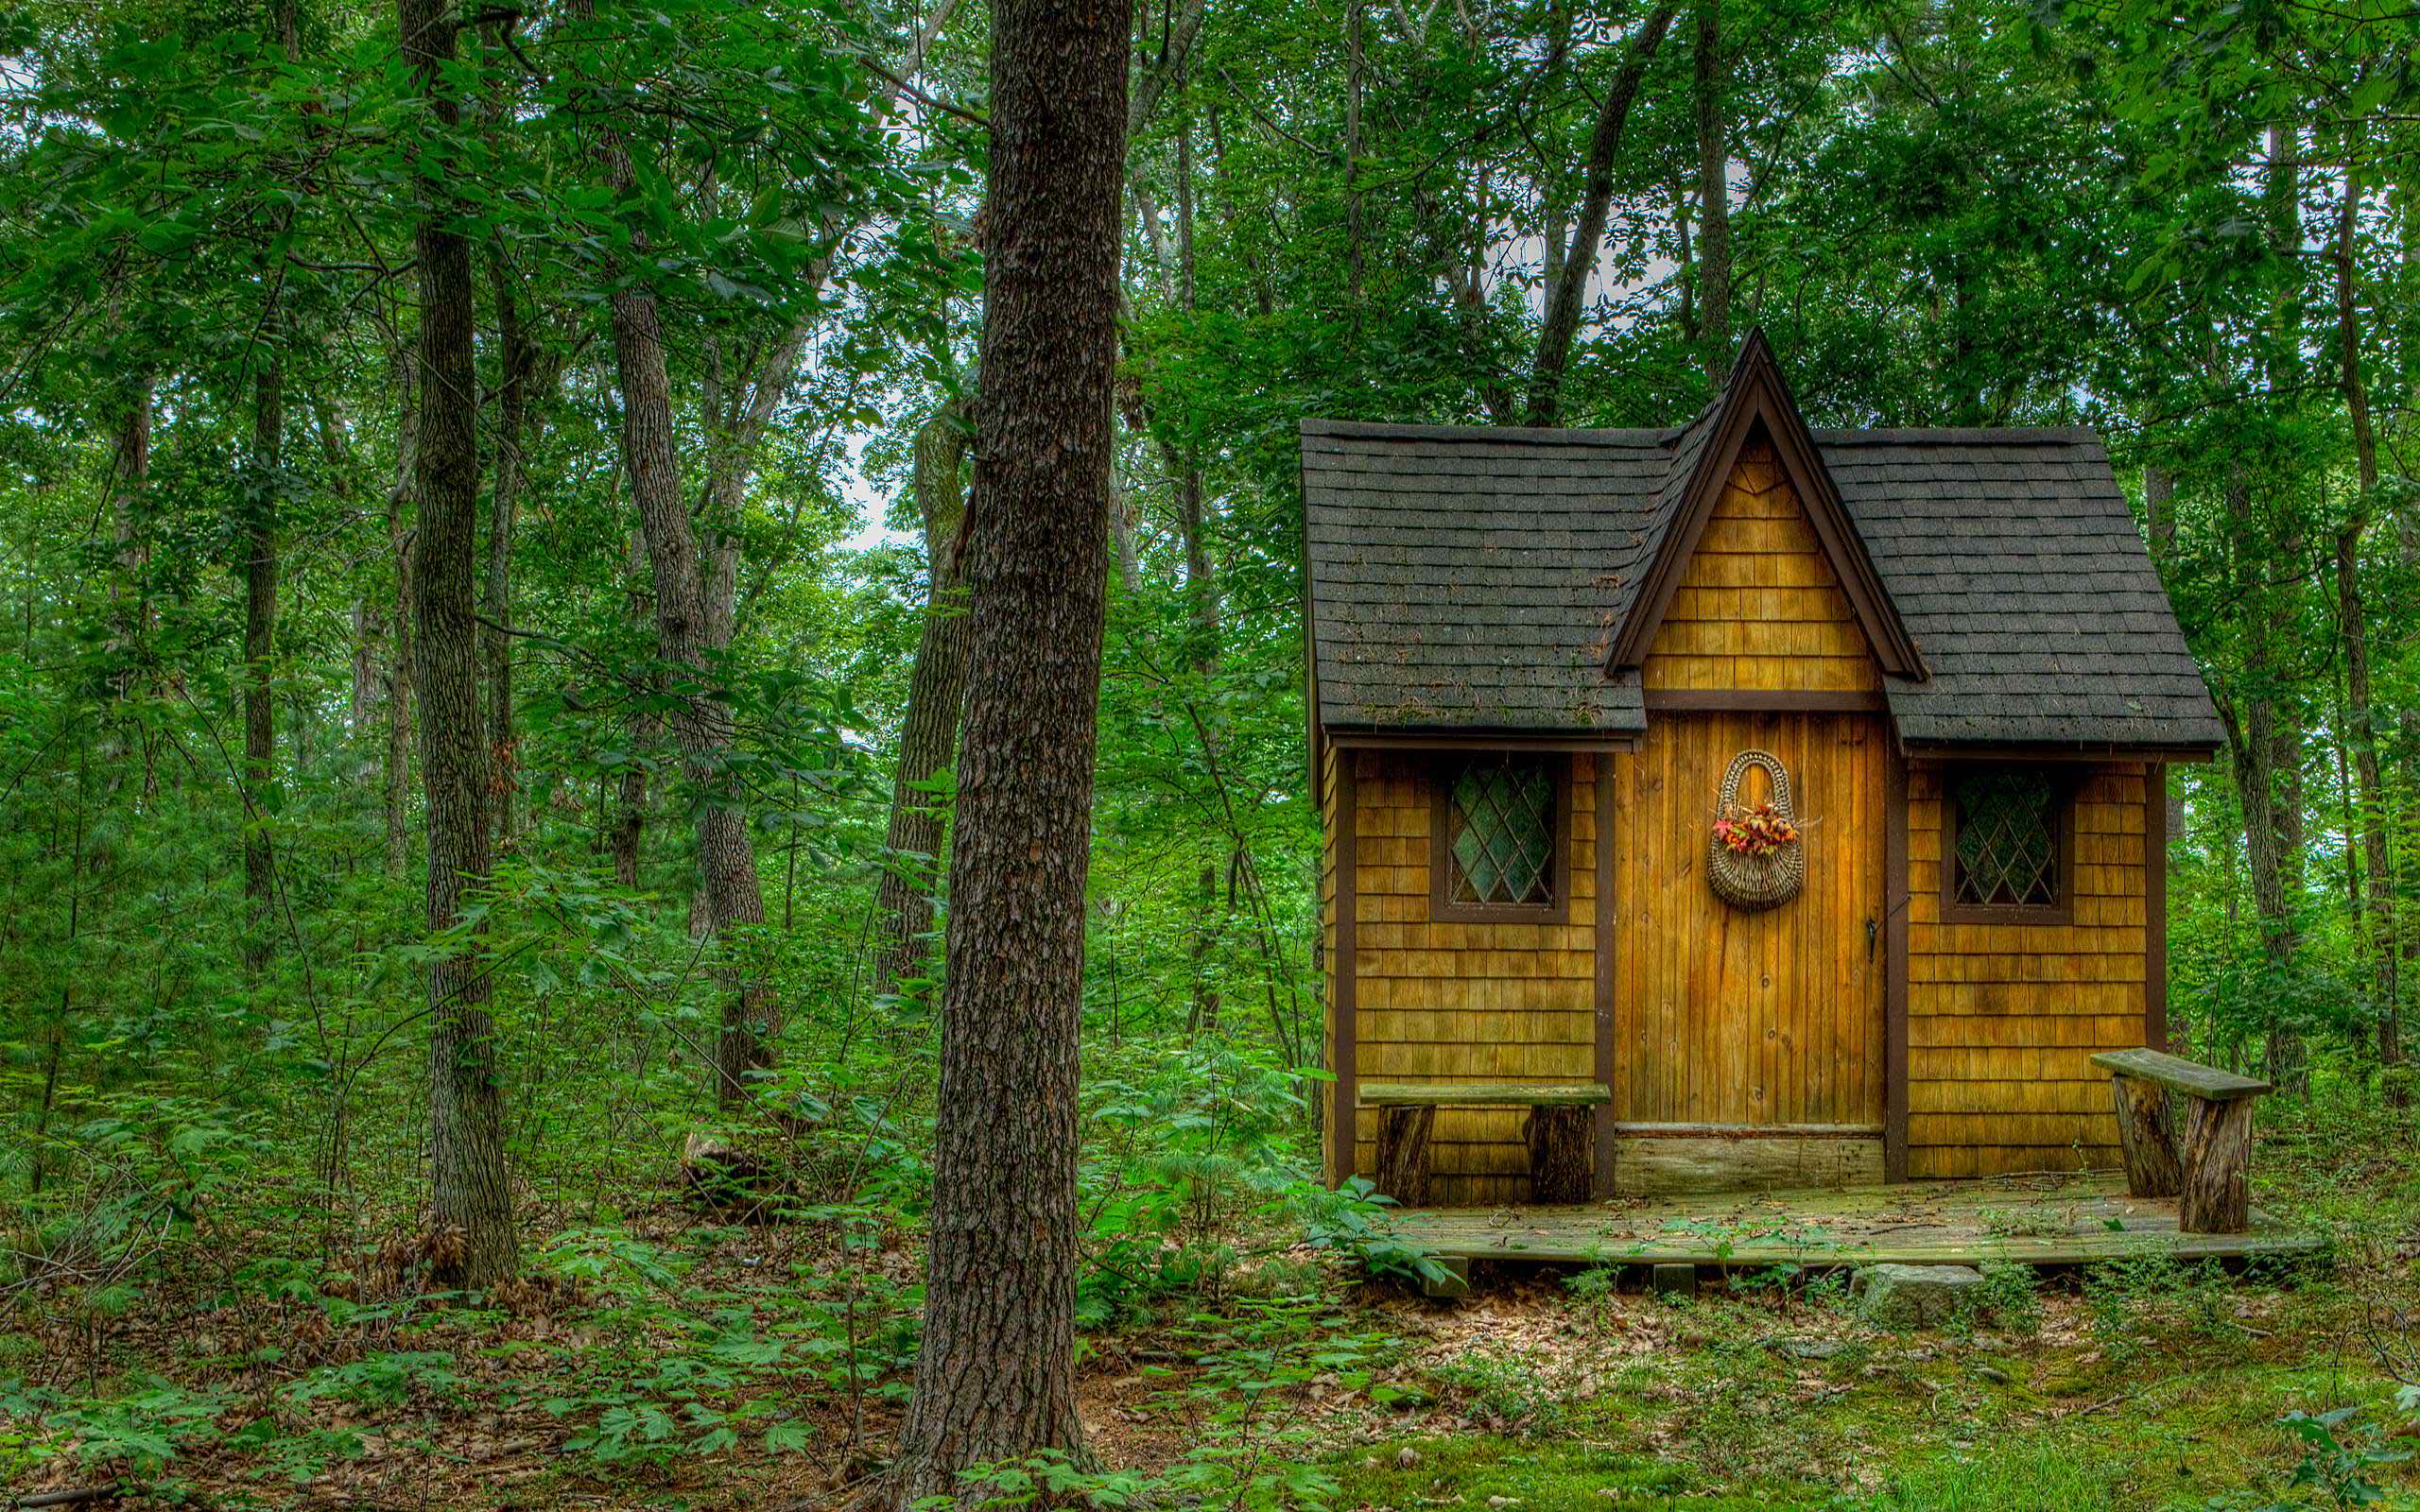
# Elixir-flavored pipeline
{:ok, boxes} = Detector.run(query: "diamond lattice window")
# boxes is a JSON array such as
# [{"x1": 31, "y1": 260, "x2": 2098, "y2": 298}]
[
  {"x1": 1950, "y1": 771, "x2": 2063, "y2": 909},
  {"x1": 1447, "y1": 760, "x2": 1556, "y2": 907}
]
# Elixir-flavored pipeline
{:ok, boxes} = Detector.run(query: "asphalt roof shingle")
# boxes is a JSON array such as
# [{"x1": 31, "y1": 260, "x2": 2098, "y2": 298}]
[
  {"x1": 1301, "y1": 415, "x2": 2224, "y2": 750},
  {"x1": 1303, "y1": 419, "x2": 1668, "y2": 734}
]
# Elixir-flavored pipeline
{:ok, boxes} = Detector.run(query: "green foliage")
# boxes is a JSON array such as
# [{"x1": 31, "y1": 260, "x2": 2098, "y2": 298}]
[
  {"x1": 0, "y1": 0, "x2": 2415, "y2": 1502},
  {"x1": 2208, "y1": 1398, "x2": 2420, "y2": 1510},
  {"x1": 1962, "y1": 1261, "x2": 2044, "y2": 1339},
  {"x1": 2083, "y1": 1252, "x2": 2248, "y2": 1362}
]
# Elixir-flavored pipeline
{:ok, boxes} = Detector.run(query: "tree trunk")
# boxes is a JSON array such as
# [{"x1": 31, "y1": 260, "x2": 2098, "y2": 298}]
[
  {"x1": 2218, "y1": 468, "x2": 2306, "y2": 1095},
  {"x1": 609, "y1": 533, "x2": 654, "y2": 891},
  {"x1": 1524, "y1": 1, "x2": 1678, "y2": 426},
  {"x1": 107, "y1": 373, "x2": 152, "y2": 687},
  {"x1": 2144, "y1": 465, "x2": 2175, "y2": 563},
  {"x1": 2332, "y1": 146, "x2": 2401, "y2": 1091},
  {"x1": 564, "y1": 15, "x2": 774, "y2": 1105},
  {"x1": 872, "y1": 404, "x2": 973, "y2": 998},
  {"x1": 385, "y1": 353, "x2": 421, "y2": 879},
  {"x1": 402, "y1": 0, "x2": 516, "y2": 1288},
  {"x1": 482, "y1": 244, "x2": 545, "y2": 849},
  {"x1": 242, "y1": 358, "x2": 282, "y2": 972},
  {"x1": 878, "y1": 0, "x2": 1127, "y2": 1495},
  {"x1": 1343, "y1": 0, "x2": 1363, "y2": 309},
  {"x1": 1689, "y1": 0, "x2": 1731, "y2": 382}
]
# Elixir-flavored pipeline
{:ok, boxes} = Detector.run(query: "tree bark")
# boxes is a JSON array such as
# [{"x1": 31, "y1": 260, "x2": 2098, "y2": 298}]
[
  {"x1": 482, "y1": 245, "x2": 548, "y2": 849},
  {"x1": 2108, "y1": 1074, "x2": 2183, "y2": 1198},
  {"x1": 2177, "y1": 1096, "x2": 2256, "y2": 1234},
  {"x1": 1524, "y1": 1, "x2": 1678, "y2": 426},
  {"x1": 2331, "y1": 145, "x2": 2401, "y2": 1091},
  {"x1": 877, "y1": 0, "x2": 1127, "y2": 1495},
  {"x1": 242, "y1": 357, "x2": 282, "y2": 972},
  {"x1": 872, "y1": 404, "x2": 973, "y2": 998},
  {"x1": 2216, "y1": 465, "x2": 2305, "y2": 1094},
  {"x1": 107, "y1": 373, "x2": 152, "y2": 687},
  {"x1": 385, "y1": 352, "x2": 421, "y2": 879},
  {"x1": 608, "y1": 531, "x2": 654, "y2": 891},
  {"x1": 1344, "y1": 0, "x2": 1364, "y2": 309},
  {"x1": 1374, "y1": 1106, "x2": 1435, "y2": 1205},
  {"x1": 402, "y1": 0, "x2": 516, "y2": 1287},
  {"x1": 1689, "y1": 0, "x2": 1731, "y2": 382},
  {"x1": 563, "y1": 5, "x2": 775, "y2": 1104},
  {"x1": 1525, "y1": 1106, "x2": 1592, "y2": 1204}
]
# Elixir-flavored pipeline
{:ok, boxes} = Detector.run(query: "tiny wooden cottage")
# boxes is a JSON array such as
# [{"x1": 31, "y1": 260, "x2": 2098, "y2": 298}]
[{"x1": 1302, "y1": 332, "x2": 2223, "y2": 1206}]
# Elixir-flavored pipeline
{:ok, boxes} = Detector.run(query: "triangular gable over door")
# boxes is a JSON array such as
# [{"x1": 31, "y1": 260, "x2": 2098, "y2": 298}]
[
  {"x1": 1642, "y1": 427, "x2": 1880, "y2": 694},
  {"x1": 1610, "y1": 331, "x2": 1926, "y2": 689}
]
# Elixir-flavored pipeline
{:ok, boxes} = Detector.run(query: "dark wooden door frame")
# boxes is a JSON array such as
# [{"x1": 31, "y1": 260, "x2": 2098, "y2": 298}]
[{"x1": 1884, "y1": 747, "x2": 1910, "y2": 1182}]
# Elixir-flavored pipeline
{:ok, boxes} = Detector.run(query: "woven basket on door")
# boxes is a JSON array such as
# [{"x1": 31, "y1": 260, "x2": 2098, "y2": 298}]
[{"x1": 1707, "y1": 749, "x2": 1806, "y2": 912}]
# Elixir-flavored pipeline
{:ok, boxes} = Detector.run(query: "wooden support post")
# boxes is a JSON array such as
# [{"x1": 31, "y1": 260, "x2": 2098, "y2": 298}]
[
  {"x1": 2108, "y1": 1075, "x2": 2183, "y2": 1198},
  {"x1": 1374, "y1": 1104, "x2": 1435, "y2": 1205},
  {"x1": 2179, "y1": 1096, "x2": 2256, "y2": 1234},
  {"x1": 1526, "y1": 1105, "x2": 1593, "y2": 1204}
]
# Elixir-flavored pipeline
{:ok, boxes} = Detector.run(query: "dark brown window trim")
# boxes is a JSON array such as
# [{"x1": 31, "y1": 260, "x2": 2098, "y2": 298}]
[
  {"x1": 1938, "y1": 765, "x2": 2077, "y2": 926},
  {"x1": 1428, "y1": 752, "x2": 1574, "y2": 924}
]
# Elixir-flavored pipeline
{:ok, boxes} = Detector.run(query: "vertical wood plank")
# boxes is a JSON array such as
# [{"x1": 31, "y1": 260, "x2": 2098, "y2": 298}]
[
  {"x1": 1884, "y1": 741, "x2": 1910, "y2": 1181},
  {"x1": 1593, "y1": 753, "x2": 1616, "y2": 1196}
]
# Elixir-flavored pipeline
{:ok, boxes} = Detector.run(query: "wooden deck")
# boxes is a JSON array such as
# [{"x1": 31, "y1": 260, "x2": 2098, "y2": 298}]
[{"x1": 1386, "y1": 1171, "x2": 2321, "y2": 1269}]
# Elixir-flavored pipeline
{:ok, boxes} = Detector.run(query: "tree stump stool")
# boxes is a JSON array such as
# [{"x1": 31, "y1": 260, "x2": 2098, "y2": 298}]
[
  {"x1": 1524, "y1": 1106, "x2": 1594, "y2": 1204},
  {"x1": 1374, "y1": 1105, "x2": 1437, "y2": 1206},
  {"x1": 2091, "y1": 1048, "x2": 2271, "y2": 1234}
]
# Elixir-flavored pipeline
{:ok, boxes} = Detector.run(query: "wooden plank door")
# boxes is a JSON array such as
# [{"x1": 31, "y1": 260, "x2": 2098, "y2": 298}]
[{"x1": 1611, "y1": 710, "x2": 1888, "y2": 1189}]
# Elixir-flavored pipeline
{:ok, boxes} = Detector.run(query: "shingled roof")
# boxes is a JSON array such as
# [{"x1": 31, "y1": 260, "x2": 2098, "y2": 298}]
[{"x1": 1301, "y1": 335, "x2": 2222, "y2": 751}]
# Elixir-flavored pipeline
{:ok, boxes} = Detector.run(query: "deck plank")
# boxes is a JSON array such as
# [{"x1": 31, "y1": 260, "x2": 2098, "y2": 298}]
[{"x1": 1380, "y1": 1172, "x2": 2319, "y2": 1267}]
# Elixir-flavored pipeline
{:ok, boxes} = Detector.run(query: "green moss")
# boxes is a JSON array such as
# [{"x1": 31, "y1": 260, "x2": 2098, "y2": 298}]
[
  {"x1": 1864, "y1": 1435, "x2": 2136, "y2": 1510},
  {"x1": 1326, "y1": 1435, "x2": 1837, "y2": 1512}
]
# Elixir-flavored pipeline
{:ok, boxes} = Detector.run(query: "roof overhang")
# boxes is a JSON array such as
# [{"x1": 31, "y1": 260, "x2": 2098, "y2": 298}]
[
  {"x1": 1324, "y1": 728, "x2": 1640, "y2": 753},
  {"x1": 1903, "y1": 741, "x2": 2219, "y2": 765}
]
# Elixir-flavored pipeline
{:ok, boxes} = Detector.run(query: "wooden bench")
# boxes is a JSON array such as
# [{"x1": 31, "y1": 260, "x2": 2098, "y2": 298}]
[
  {"x1": 1359, "y1": 1081, "x2": 1610, "y2": 1205},
  {"x1": 2090, "y1": 1048, "x2": 2272, "y2": 1234}
]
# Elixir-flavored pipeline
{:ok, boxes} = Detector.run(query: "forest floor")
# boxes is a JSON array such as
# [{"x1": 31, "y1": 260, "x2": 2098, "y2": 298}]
[{"x1": 5, "y1": 1105, "x2": 2417, "y2": 1511}]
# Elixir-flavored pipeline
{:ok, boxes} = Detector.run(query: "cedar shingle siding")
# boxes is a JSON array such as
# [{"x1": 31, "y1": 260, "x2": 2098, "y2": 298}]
[{"x1": 1301, "y1": 409, "x2": 2221, "y2": 751}]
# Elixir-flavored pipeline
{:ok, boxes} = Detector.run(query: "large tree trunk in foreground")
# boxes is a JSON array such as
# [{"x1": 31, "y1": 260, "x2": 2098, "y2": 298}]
[
  {"x1": 1524, "y1": 1, "x2": 1677, "y2": 426},
  {"x1": 403, "y1": 0, "x2": 516, "y2": 1288},
  {"x1": 871, "y1": 404, "x2": 972, "y2": 999},
  {"x1": 877, "y1": 0, "x2": 1127, "y2": 1498},
  {"x1": 242, "y1": 357, "x2": 282, "y2": 972}
]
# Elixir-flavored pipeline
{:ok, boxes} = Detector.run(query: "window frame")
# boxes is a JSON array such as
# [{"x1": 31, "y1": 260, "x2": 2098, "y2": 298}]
[
  {"x1": 1938, "y1": 765, "x2": 2077, "y2": 926},
  {"x1": 1428, "y1": 752, "x2": 1573, "y2": 924}
]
